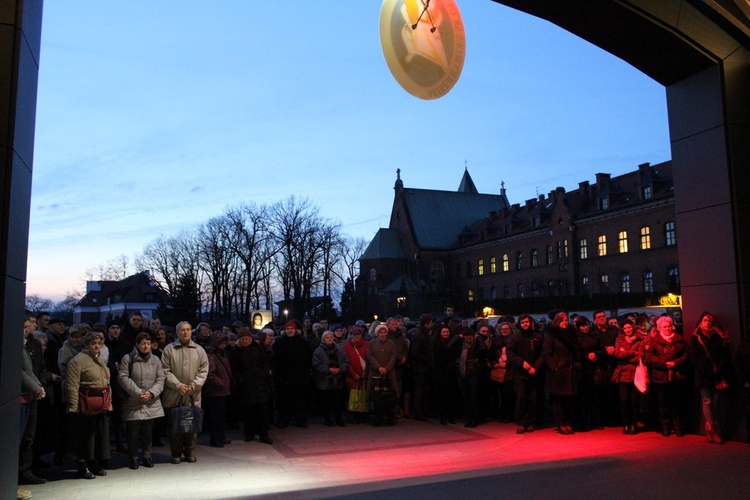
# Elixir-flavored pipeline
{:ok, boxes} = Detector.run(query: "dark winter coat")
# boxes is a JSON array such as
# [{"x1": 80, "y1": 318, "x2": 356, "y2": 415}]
[
  {"x1": 644, "y1": 333, "x2": 689, "y2": 385},
  {"x1": 612, "y1": 334, "x2": 645, "y2": 384},
  {"x1": 312, "y1": 342, "x2": 349, "y2": 391},
  {"x1": 543, "y1": 325, "x2": 581, "y2": 395},
  {"x1": 506, "y1": 327, "x2": 544, "y2": 381},
  {"x1": 230, "y1": 342, "x2": 272, "y2": 407},
  {"x1": 272, "y1": 333, "x2": 312, "y2": 387},
  {"x1": 690, "y1": 329, "x2": 735, "y2": 390}
]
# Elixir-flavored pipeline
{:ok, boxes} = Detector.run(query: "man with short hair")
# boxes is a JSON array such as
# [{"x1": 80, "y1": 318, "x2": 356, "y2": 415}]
[
  {"x1": 149, "y1": 317, "x2": 162, "y2": 334},
  {"x1": 161, "y1": 321, "x2": 209, "y2": 464},
  {"x1": 35, "y1": 311, "x2": 50, "y2": 333},
  {"x1": 122, "y1": 312, "x2": 145, "y2": 350}
]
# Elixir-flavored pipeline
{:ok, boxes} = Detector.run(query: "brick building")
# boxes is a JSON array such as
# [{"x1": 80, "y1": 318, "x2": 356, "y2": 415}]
[{"x1": 357, "y1": 162, "x2": 678, "y2": 319}]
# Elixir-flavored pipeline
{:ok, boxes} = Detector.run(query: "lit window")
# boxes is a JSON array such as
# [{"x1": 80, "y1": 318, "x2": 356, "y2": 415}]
[
  {"x1": 665, "y1": 222, "x2": 676, "y2": 247},
  {"x1": 598, "y1": 235, "x2": 607, "y2": 256},
  {"x1": 640, "y1": 227, "x2": 651, "y2": 250},
  {"x1": 468, "y1": 289, "x2": 474, "y2": 302},
  {"x1": 564, "y1": 240, "x2": 569, "y2": 258},
  {"x1": 502, "y1": 254, "x2": 509, "y2": 272},
  {"x1": 579, "y1": 239, "x2": 588, "y2": 260},
  {"x1": 490, "y1": 257, "x2": 497, "y2": 274},
  {"x1": 619, "y1": 231, "x2": 628, "y2": 253},
  {"x1": 478, "y1": 259, "x2": 484, "y2": 276}
]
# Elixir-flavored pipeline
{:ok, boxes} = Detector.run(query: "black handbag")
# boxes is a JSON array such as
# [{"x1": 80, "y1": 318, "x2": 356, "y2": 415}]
[
  {"x1": 169, "y1": 396, "x2": 204, "y2": 434},
  {"x1": 371, "y1": 375, "x2": 399, "y2": 408}
]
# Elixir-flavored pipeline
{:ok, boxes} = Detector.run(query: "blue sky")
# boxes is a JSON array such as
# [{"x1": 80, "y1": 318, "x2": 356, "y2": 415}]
[{"x1": 28, "y1": 1, "x2": 671, "y2": 301}]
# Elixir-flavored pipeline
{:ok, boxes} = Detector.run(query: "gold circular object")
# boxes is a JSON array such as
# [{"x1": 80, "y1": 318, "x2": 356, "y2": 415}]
[{"x1": 379, "y1": 0, "x2": 466, "y2": 100}]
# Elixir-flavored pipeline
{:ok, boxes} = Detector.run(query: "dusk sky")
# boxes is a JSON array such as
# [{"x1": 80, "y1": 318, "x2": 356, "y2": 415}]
[{"x1": 28, "y1": 1, "x2": 671, "y2": 301}]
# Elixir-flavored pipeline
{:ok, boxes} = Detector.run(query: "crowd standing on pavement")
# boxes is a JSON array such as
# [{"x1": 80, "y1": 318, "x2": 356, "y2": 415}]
[{"x1": 18, "y1": 305, "x2": 750, "y2": 497}]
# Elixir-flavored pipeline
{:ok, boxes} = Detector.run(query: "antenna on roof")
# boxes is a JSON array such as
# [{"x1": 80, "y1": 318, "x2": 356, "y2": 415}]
[{"x1": 464, "y1": 159, "x2": 468, "y2": 171}]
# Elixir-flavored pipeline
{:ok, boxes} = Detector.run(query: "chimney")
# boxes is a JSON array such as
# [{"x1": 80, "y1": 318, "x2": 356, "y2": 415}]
[
  {"x1": 596, "y1": 173, "x2": 611, "y2": 190},
  {"x1": 579, "y1": 180, "x2": 590, "y2": 200}
]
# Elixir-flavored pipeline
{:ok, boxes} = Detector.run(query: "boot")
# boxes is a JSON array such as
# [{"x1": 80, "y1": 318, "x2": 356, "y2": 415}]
[
  {"x1": 705, "y1": 423, "x2": 715, "y2": 443},
  {"x1": 711, "y1": 423, "x2": 723, "y2": 444},
  {"x1": 77, "y1": 462, "x2": 95, "y2": 480}
]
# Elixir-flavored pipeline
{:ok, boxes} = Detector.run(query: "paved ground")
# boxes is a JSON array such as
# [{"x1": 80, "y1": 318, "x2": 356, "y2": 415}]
[{"x1": 23, "y1": 418, "x2": 750, "y2": 499}]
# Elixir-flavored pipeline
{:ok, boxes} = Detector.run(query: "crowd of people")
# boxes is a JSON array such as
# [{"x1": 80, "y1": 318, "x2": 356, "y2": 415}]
[{"x1": 18, "y1": 306, "x2": 750, "y2": 492}]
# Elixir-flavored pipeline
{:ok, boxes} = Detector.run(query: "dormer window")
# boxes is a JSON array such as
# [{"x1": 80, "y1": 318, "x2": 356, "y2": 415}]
[
  {"x1": 599, "y1": 197, "x2": 609, "y2": 210},
  {"x1": 532, "y1": 215, "x2": 540, "y2": 228},
  {"x1": 642, "y1": 186, "x2": 652, "y2": 199}
]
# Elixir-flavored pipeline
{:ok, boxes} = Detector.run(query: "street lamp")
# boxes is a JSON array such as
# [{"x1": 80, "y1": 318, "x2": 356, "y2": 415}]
[{"x1": 283, "y1": 309, "x2": 288, "y2": 322}]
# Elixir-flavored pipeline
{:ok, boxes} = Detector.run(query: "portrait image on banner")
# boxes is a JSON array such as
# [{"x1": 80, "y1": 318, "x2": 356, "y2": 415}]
[{"x1": 250, "y1": 310, "x2": 273, "y2": 332}]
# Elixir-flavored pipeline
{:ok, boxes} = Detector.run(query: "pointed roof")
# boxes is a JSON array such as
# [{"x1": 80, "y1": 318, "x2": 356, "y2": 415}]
[
  {"x1": 400, "y1": 188, "x2": 508, "y2": 249},
  {"x1": 457, "y1": 168, "x2": 478, "y2": 194},
  {"x1": 360, "y1": 228, "x2": 406, "y2": 260}
]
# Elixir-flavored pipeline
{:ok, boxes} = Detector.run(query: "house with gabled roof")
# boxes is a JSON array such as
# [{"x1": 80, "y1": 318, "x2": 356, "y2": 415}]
[
  {"x1": 357, "y1": 162, "x2": 678, "y2": 319},
  {"x1": 73, "y1": 270, "x2": 171, "y2": 324}
]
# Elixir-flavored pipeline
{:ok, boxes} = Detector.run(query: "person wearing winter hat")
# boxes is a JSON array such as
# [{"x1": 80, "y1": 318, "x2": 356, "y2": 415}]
[
  {"x1": 204, "y1": 331, "x2": 232, "y2": 448},
  {"x1": 230, "y1": 326, "x2": 273, "y2": 444}
]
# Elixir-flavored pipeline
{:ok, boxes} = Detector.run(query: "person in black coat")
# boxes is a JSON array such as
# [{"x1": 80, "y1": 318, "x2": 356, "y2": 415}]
[
  {"x1": 452, "y1": 328, "x2": 487, "y2": 428},
  {"x1": 272, "y1": 321, "x2": 312, "y2": 428},
  {"x1": 506, "y1": 314, "x2": 544, "y2": 433},
  {"x1": 431, "y1": 325, "x2": 459, "y2": 425},
  {"x1": 231, "y1": 329, "x2": 273, "y2": 444},
  {"x1": 543, "y1": 312, "x2": 581, "y2": 435}
]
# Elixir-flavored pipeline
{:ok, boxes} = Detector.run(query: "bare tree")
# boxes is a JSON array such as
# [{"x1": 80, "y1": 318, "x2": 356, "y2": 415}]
[
  {"x1": 269, "y1": 196, "x2": 343, "y2": 319},
  {"x1": 223, "y1": 203, "x2": 278, "y2": 318},
  {"x1": 25, "y1": 294, "x2": 53, "y2": 314}
]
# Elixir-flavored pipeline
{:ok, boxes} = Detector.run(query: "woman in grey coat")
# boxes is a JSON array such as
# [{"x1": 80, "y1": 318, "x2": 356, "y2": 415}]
[{"x1": 118, "y1": 332, "x2": 165, "y2": 469}]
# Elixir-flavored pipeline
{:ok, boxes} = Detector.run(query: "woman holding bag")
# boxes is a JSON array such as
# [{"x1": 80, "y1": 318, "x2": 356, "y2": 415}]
[
  {"x1": 343, "y1": 325, "x2": 369, "y2": 422},
  {"x1": 612, "y1": 319, "x2": 646, "y2": 434},
  {"x1": 65, "y1": 331, "x2": 111, "y2": 480}
]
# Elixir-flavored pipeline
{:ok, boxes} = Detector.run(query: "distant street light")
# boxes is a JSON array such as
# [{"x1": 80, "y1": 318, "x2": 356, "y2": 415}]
[{"x1": 284, "y1": 309, "x2": 288, "y2": 322}]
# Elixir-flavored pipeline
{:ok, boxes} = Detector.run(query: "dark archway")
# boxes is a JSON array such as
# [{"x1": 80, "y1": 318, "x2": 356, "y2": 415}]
[{"x1": 492, "y1": 0, "x2": 750, "y2": 340}]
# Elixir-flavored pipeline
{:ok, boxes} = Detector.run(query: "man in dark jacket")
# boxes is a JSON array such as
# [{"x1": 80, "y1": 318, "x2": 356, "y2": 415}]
[
  {"x1": 273, "y1": 321, "x2": 312, "y2": 428},
  {"x1": 506, "y1": 314, "x2": 544, "y2": 433}
]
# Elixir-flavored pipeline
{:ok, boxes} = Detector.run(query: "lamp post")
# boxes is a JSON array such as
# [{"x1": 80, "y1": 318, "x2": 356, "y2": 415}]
[{"x1": 283, "y1": 309, "x2": 288, "y2": 322}]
